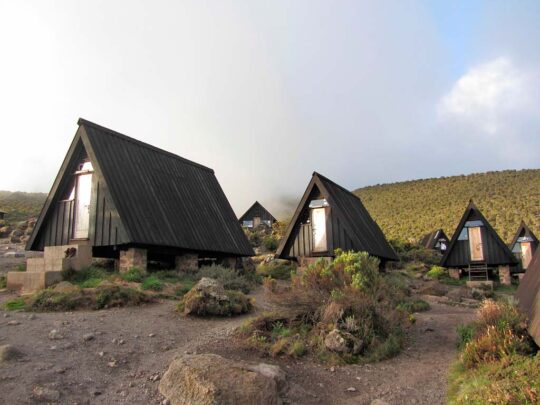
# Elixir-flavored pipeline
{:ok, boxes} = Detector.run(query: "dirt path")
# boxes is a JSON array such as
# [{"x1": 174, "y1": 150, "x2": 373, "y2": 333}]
[{"x1": 0, "y1": 288, "x2": 475, "y2": 405}]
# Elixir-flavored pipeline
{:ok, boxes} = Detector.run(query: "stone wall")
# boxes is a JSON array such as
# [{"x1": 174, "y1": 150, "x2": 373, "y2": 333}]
[
  {"x1": 498, "y1": 265, "x2": 511, "y2": 285},
  {"x1": 119, "y1": 248, "x2": 147, "y2": 273},
  {"x1": 175, "y1": 253, "x2": 199, "y2": 273},
  {"x1": 448, "y1": 268, "x2": 460, "y2": 280}
]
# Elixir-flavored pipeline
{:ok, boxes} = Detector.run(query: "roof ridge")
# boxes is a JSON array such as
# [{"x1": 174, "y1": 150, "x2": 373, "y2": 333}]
[
  {"x1": 313, "y1": 172, "x2": 360, "y2": 199},
  {"x1": 78, "y1": 118, "x2": 214, "y2": 173}
]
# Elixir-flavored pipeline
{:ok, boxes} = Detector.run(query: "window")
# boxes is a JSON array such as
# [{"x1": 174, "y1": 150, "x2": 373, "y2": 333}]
[
  {"x1": 76, "y1": 161, "x2": 94, "y2": 173},
  {"x1": 458, "y1": 228, "x2": 469, "y2": 240},
  {"x1": 263, "y1": 220, "x2": 272, "y2": 227},
  {"x1": 242, "y1": 220, "x2": 253, "y2": 228},
  {"x1": 517, "y1": 236, "x2": 534, "y2": 243},
  {"x1": 464, "y1": 220, "x2": 483, "y2": 227},
  {"x1": 309, "y1": 199, "x2": 329, "y2": 208}
]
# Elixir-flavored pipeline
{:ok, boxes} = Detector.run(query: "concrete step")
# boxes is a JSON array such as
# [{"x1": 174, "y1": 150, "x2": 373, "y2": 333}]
[
  {"x1": 43, "y1": 245, "x2": 92, "y2": 271},
  {"x1": 7, "y1": 271, "x2": 63, "y2": 294}
]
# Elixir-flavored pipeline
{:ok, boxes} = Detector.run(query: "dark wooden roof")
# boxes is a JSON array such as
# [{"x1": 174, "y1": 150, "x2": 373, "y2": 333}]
[
  {"x1": 516, "y1": 248, "x2": 540, "y2": 346},
  {"x1": 419, "y1": 229, "x2": 449, "y2": 250},
  {"x1": 27, "y1": 119, "x2": 253, "y2": 256},
  {"x1": 276, "y1": 172, "x2": 398, "y2": 261},
  {"x1": 441, "y1": 200, "x2": 517, "y2": 267},
  {"x1": 239, "y1": 201, "x2": 276, "y2": 223},
  {"x1": 510, "y1": 221, "x2": 539, "y2": 249}
]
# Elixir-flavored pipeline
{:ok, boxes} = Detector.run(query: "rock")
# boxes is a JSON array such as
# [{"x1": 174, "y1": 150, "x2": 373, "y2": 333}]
[
  {"x1": 418, "y1": 281, "x2": 448, "y2": 297},
  {"x1": 53, "y1": 281, "x2": 81, "y2": 294},
  {"x1": 148, "y1": 333, "x2": 155, "y2": 337},
  {"x1": 371, "y1": 400, "x2": 390, "y2": 405},
  {"x1": 10, "y1": 229, "x2": 23, "y2": 238},
  {"x1": 32, "y1": 386, "x2": 60, "y2": 402},
  {"x1": 48, "y1": 329, "x2": 64, "y2": 340},
  {"x1": 324, "y1": 329, "x2": 363, "y2": 355},
  {"x1": 28, "y1": 314, "x2": 36, "y2": 320},
  {"x1": 83, "y1": 333, "x2": 95, "y2": 341},
  {"x1": 246, "y1": 363, "x2": 287, "y2": 390},
  {"x1": 9, "y1": 235, "x2": 21, "y2": 244},
  {"x1": 346, "y1": 387, "x2": 357, "y2": 392},
  {"x1": 0, "y1": 226, "x2": 12, "y2": 238},
  {"x1": 7, "y1": 320, "x2": 20, "y2": 326},
  {"x1": 159, "y1": 353, "x2": 284, "y2": 405},
  {"x1": 0, "y1": 345, "x2": 23, "y2": 362},
  {"x1": 447, "y1": 287, "x2": 470, "y2": 302}
]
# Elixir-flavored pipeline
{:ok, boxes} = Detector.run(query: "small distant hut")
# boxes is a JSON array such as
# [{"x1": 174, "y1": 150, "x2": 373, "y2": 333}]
[
  {"x1": 516, "y1": 249, "x2": 540, "y2": 346},
  {"x1": 239, "y1": 201, "x2": 276, "y2": 229},
  {"x1": 276, "y1": 172, "x2": 397, "y2": 267},
  {"x1": 510, "y1": 221, "x2": 539, "y2": 272},
  {"x1": 419, "y1": 229, "x2": 449, "y2": 253},
  {"x1": 0, "y1": 210, "x2": 5, "y2": 220},
  {"x1": 441, "y1": 200, "x2": 517, "y2": 283}
]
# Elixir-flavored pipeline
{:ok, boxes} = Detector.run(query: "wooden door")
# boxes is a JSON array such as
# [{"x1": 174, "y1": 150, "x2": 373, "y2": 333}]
[
  {"x1": 253, "y1": 216, "x2": 261, "y2": 227},
  {"x1": 311, "y1": 208, "x2": 327, "y2": 252},
  {"x1": 521, "y1": 242, "x2": 533, "y2": 269},
  {"x1": 73, "y1": 172, "x2": 92, "y2": 239},
  {"x1": 469, "y1": 227, "x2": 484, "y2": 261}
]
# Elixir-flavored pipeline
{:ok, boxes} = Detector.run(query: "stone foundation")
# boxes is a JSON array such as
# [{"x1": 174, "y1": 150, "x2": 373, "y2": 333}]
[
  {"x1": 220, "y1": 257, "x2": 238, "y2": 269},
  {"x1": 119, "y1": 248, "x2": 147, "y2": 273},
  {"x1": 175, "y1": 253, "x2": 199, "y2": 273},
  {"x1": 448, "y1": 268, "x2": 460, "y2": 280},
  {"x1": 498, "y1": 265, "x2": 511, "y2": 285}
]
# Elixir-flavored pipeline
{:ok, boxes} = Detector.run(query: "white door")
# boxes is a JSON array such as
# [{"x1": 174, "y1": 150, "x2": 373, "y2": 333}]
[
  {"x1": 312, "y1": 208, "x2": 327, "y2": 252},
  {"x1": 521, "y1": 242, "x2": 533, "y2": 269},
  {"x1": 469, "y1": 227, "x2": 484, "y2": 261},
  {"x1": 73, "y1": 172, "x2": 92, "y2": 239}
]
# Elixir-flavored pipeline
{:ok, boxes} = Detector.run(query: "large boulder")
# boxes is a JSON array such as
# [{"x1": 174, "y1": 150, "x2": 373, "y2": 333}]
[
  {"x1": 159, "y1": 354, "x2": 284, "y2": 405},
  {"x1": 0, "y1": 226, "x2": 12, "y2": 238},
  {"x1": 180, "y1": 278, "x2": 252, "y2": 316},
  {"x1": 418, "y1": 280, "x2": 449, "y2": 297},
  {"x1": 324, "y1": 329, "x2": 364, "y2": 355},
  {"x1": 0, "y1": 345, "x2": 23, "y2": 362}
]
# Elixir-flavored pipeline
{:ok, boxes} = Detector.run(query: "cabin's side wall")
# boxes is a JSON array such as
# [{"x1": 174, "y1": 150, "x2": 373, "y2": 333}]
[{"x1": 239, "y1": 204, "x2": 275, "y2": 224}]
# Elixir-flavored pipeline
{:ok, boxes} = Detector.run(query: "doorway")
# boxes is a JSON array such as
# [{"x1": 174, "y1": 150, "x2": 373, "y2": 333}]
[
  {"x1": 521, "y1": 242, "x2": 533, "y2": 269},
  {"x1": 469, "y1": 227, "x2": 484, "y2": 261},
  {"x1": 73, "y1": 162, "x2": 93, "y2": 239},
  {"x1": 311, "y1": 207, "x2": 327, "y2": 252}
]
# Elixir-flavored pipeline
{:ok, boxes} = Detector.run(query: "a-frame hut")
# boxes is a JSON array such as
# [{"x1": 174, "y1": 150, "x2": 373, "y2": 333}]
[
  {"x1": 276, "y1": 172, "x2": 397, "y2": 266},
  {"x1": 239, "y1": 201, "x2": 276, "y2": 229},
  {"x1": 419, "y1": 229, "x2": 449, "y2": 253},
  {"x1": 516, "y1": 248, "x2": 540, "y2": 346},
  {"x1": 510, "y1": 221, "x2": 539, "y2": 272},
  {"x1": 441, "y1": 200, "x2": 517, "y2": 282},
  {"x1": 9, "y1": 119, "x2": 253, "y2": 293}
]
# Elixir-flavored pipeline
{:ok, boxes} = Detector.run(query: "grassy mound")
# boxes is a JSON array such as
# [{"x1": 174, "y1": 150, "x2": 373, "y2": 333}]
[
  {"x1": 240, "y1": 250, "x2": 414, "y2": 364},
  {"x1": 448, "y1": 299, "x2": 539, "y2": 404},
  {"x1": 195, "y1": 265, "x2": 255, "y2": 294},
  {"x1": 256, "y1": 260, "x2": 296, "y2": 280}
]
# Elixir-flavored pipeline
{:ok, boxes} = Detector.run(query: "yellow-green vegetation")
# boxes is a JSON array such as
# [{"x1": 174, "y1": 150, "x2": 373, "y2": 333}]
[
  {"x1": 4, "y1": 297, "x2": 26, "y2": 311},
  {"x1": 141, "y1": 275, "x2": 165, "y2": 291},
  {"x1": 0, "y1": 191, "x2": 46, "y2": 224},
  {"x1": 0, "y1": 275, "x2": 6, "y2": 289},
  {"x1": 426, "y1": 265, "x2": 447, "y2": 280},
  {"x1": 240, "y1": 250, "x2": 419, "y2": 364},
  {"x1": 196, "y1": 265, "x2": 254, "y2": 293},
  {"x1": 120, "y1": 267, "x2": 147, "y2": 282},
  {"x1": 356, "y1": 169, "x2": 540, "y2": 242},
  {"x1": 448, "y1": 299, "x2": 539, "y2": 404},
  {"x1": 256, "y1": 260, "x2": 296, "y2": 280}
]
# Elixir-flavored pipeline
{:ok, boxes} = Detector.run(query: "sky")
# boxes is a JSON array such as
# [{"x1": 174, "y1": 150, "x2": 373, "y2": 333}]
[{"x1": 1, "y1": 0, "x2": 539, "y2": 218}]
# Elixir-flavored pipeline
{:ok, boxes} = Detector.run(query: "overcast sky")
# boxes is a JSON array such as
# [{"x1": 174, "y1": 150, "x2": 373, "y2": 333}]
[{"x1": 1, "y1": 1, "x2": 539, "y2": 218}]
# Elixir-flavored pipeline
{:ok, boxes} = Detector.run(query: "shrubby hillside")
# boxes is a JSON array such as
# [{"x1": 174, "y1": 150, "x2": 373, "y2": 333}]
[
  {"x1": 0, "y1": 191, "x2": 47, "y2": 224},
  {"x1": 355, "y1": 169, "x2": 540, "y2": 243}
]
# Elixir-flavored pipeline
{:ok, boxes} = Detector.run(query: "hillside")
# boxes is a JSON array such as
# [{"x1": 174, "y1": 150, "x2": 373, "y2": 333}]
[
  {"x1": 0, "y1": 191, "x2": 47, "y2": 224},
  {"x1": 355, "y1": 169, "x2": 540, "y2": 243}
]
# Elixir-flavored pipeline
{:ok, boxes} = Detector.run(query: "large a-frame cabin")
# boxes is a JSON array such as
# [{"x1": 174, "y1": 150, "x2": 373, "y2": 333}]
[
  {"x1": 510, "y1": 221, "x2": 539, "y2": 272},
  {"x1": 24, "y1": 119, "x2": 252, "y2": 274},
  {"x1": 239, "y1": 201, "x2": 276, "y2": 229},
  {"x1": 516, "y1": 248, "x2": 540, "y2": 346},
  {"x1": 419, "y1": 229, "x2": 449, "y2": 253},
  {"x1": 276, "y1": 172, "x2": 397, "y2": 267},
  {"x1": 441, "y1": 200, "x2": 517, "y2": 282}
]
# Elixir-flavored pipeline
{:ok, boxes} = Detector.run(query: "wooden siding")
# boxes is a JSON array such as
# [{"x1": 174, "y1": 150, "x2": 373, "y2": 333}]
[{"x1": 239, "y1": 202, "x2": 276, "y2": 224}]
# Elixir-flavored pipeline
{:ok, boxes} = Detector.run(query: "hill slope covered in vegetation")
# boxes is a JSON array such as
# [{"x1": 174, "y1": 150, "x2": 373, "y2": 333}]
[
  {"x1": 355, "y1": 169, "x2": 540, "y2": 243},
  {"x1": 0, "y1": 191, "x2": 47, "y2": 224}
]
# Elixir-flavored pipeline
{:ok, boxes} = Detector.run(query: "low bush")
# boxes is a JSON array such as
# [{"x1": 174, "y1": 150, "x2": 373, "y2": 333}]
[
  {"x1": 4, "y1": 297, "x2": 26, "y2": 311},
  {"x1": 448, "y1": 299, "x2": 539, "y2": 404},
  {"x1": 261, "y1": 235, "x2": 279, "y2": 251},
  {"x1": 0, "y1": 275, "x2": 6, "y2": 289},
  {"x1": 120, "y1": 267, "x2": 147, "y2": 283},
  {"x1": 426, "y1": 265, "x2": 446, "y2": 280},
  {"x1": 29, "y1": 288, "x2": 91, "y2": 311},
  {"x1": 62, "y1": 266, "x2": 111, "y2": 287},
  {"x1": 95, "y1": 285, "x2": 151, "y2": 309},
  {"x1": 141, "y1": 275, "x2": 165, "y2": 291},
  {"x1": 397, "y1": 299, "x2": 430, "y2": 313},
  {"x1": 179, "y1": 284, "x2": 252, "y2": 316},
  {"x1": 196, "y1": 265, "x2": 253, "y2": 293},
  {"x1": 240, "y1": 250, "x2": 408, "y2": 363},
  {"x1": 256, "y1": 260, "x2": 296, "y2": 280}
]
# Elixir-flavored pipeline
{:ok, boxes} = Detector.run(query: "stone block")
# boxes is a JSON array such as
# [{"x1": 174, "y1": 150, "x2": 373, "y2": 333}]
[
  {"x1": 26, "y1": 258, "x2": 45, "y2": 273},
  {"x1": 448, "y1": 268, "x2": 461, "y2": 280},
  {"x1": 7, "y1": 271, "x2": 63, "y2": 294},
  {"x1": 466, "y1": 280, "x2": 494, "y2": 290},
  {"x1": 498, "y1": 265, "x2": 511, "y2": 286},
  {"x1": 175, "y1": 253, "x2": 199, "y2": 273},
  {"x1": 119, "y1": 248, "x2": 147, "y2": 273}
]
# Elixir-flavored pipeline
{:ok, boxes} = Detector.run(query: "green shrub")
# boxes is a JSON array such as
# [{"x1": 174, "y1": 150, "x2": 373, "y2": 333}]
[
  {"x1": 95, "y1": 285, "x2": 151, "y2": 309},
  {"x1": 196, "y1": 265, "x2": 252, "y2": 293},
  {"x1": 62, "y1": 266, "x2": 110, "y2": 287},
  {"x1": 141, "y1": 276, "x2": 165, "y2": 291},
  {"x1": 4, "y1": 297, "x2": 26, "y2": 311},
  {"x1": 29, "y1": 289, "x2": 90, "y2": 311},
  {"x1": 242, "y1": 250, "x2": 407, "y2": 363},
  {"x1": 262, "y1": 235, "x2": 279, "y2": 251},
  {"x1": 456, "y1": 324, "x2": 475, "y2": 349},
  {"x1": 397, "y1": 299, "x2": 430, "y2": 313},
  {"x1": 120, "y1": 267, "x2": 147, "y2": 283},
  {"x1": 426, "y1": 265, "x2": 446, "y2": 280},
  {"x1": 15, "y1": 264, "x2": 26, "y2": 272},
  {"x1": 0, "y1": 275, "x2": 6, "y2": 289},
  {"x1": 257, "y1": 260, "x2": 296, "y2": 280}
]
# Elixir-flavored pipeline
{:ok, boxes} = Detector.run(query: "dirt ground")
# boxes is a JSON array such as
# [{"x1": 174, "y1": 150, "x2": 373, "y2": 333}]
[{"x1": 0, "y1": 276, "x2": 475, "y2": 405}]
